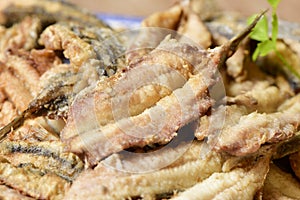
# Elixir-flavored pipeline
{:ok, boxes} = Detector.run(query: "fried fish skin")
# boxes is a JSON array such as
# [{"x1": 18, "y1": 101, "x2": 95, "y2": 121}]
[{"x1": 0, "y1": 140, "x2": 84, "y2": 181}]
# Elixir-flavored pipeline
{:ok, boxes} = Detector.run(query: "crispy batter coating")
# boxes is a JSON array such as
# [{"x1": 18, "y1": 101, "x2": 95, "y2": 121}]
[
  {"x1": 8, "y1": 117, "x2": 60, "y2": 142},
  {"x1": 195, "y1": 105, "x2": 248, "y2": 140},
  {"x1": 5, "y1": 52, "x2": 41, "y2": 96}
]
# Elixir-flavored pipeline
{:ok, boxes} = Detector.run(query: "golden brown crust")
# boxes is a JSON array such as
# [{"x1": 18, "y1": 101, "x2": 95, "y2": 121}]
[
  {"x1": 39, "y1": 24, "x2": 97, "y2": 68},
  {"x1": 0, "y1": 16, "x2": 41, "y2": 52},
  {"x1": 0, "y1": 101, "x2": 18, "y2": 128},
  {"x1": 0, "y1": 162, "x2": 70, "y2": 199},
  {"x1": 0, "y1": 184, "x2": 35, "y2": 200},
  {"x1": 0, "y1": 70, "x2": 33, "y2": 111},
  {"x1": 142, "y1": 4, "x2": 183, "y2": 29}
]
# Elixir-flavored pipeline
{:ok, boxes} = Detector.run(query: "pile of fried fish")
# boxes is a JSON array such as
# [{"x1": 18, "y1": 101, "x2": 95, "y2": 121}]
[{"x1": 0, "y1": 0, "x2": 300, "y2": 199}]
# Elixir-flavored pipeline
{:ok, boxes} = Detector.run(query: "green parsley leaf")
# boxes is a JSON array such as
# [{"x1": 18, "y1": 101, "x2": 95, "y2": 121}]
[
  {"x1": 249, "y1": 0, "x2": 300, "y2": 81},
  {"x1": 257, "y1": 40, "x2": 275, "y2": 56},
  {"x1": 248, "y1": 14, "x2": 269, "y2": 42},
  {"x1": 252, "y1": 40, "x2": 275, "y2": 60}
]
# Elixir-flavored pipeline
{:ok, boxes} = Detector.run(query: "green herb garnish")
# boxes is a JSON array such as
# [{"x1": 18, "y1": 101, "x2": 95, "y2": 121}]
[{"x1": 248, "y1": 0, "x2": 300, "y2": 79}]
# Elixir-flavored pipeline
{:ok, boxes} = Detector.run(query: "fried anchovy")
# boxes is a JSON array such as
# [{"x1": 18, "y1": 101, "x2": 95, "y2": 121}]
[
  {"x1": 172, "y1": 155, "x2": 270, "y2": 200},
  {"x1": 195, "y1": 104, "x2": 249, "y2": 141},
  {"x1": 197, "y1": 79, "x2": 292, "y2": 141},
  {"x1": 39, "y1": 23, "x2": 125, "y2": 69},
  {"x1": 211, "y1": 95, "x2": 300, "y2": 156},
  {"x1": 1, "y1": 0, "x2": 109, "y2": 28},
  {"x1": 64, "y1": 142, "x2": 225, "y2": 199},
  {"x1": 0, "y1": 184, "x2": 35, "y2": 200},
  {"x1": 0, "y1": 161, "x2": 69, "y2": 199},
  {"x1": 0, "y1": 16, "x2": 42, "y2": 51},
  {"x1": 62, "y1": 36, "x2": 195, "y2": 140},
  {"x1": 0, "y1": 78, "x2": 74, "y2": 141},
  {"x1": 0, "y1": 140, "x2": 84, "y2": 181},
  {"x1": 63, "y1": 12, "x2": 265, "y2": 165}
]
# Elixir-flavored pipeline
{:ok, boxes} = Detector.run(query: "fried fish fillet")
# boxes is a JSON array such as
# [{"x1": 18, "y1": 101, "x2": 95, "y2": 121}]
[
  {"x1": 64, "y1": 142, "x2": 225, "y2": 199},
  {"x1": 141, "y1": 4, "x2": 183, "y2": 30},
  {"x1": 177, "y1": 6, "x2": 212, "y2": 49},
  {"x1": 0, "y1": 70, "x2": 33, "y2": 111},
  {"x1": 0, "y1": 185, "x2": 35, "y2": 200},
  {"x1": 172, "y1": 155, "x2": 270, "y2": 200},
  {"x1": 197, "y1": 76, "x2": 293, "y2": 140},
  {"x1": 64, "y1": 66, "x2": 213, "y2": 164},
  {"x1": 211, "y1": 94, "x2": 300, "y2": 156},
  {"x1": 0, "y1": 101, "x2": 18, "y2": 128},
  {"x1": 226, "y1": 80, "x2": 290, "y2": 113},
  {"x1": 142, "y1": 3, "x2": 212, "y2": 49},
  {"x1": 0, "y1": 161, "x2": 69, "y2": 199}
]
